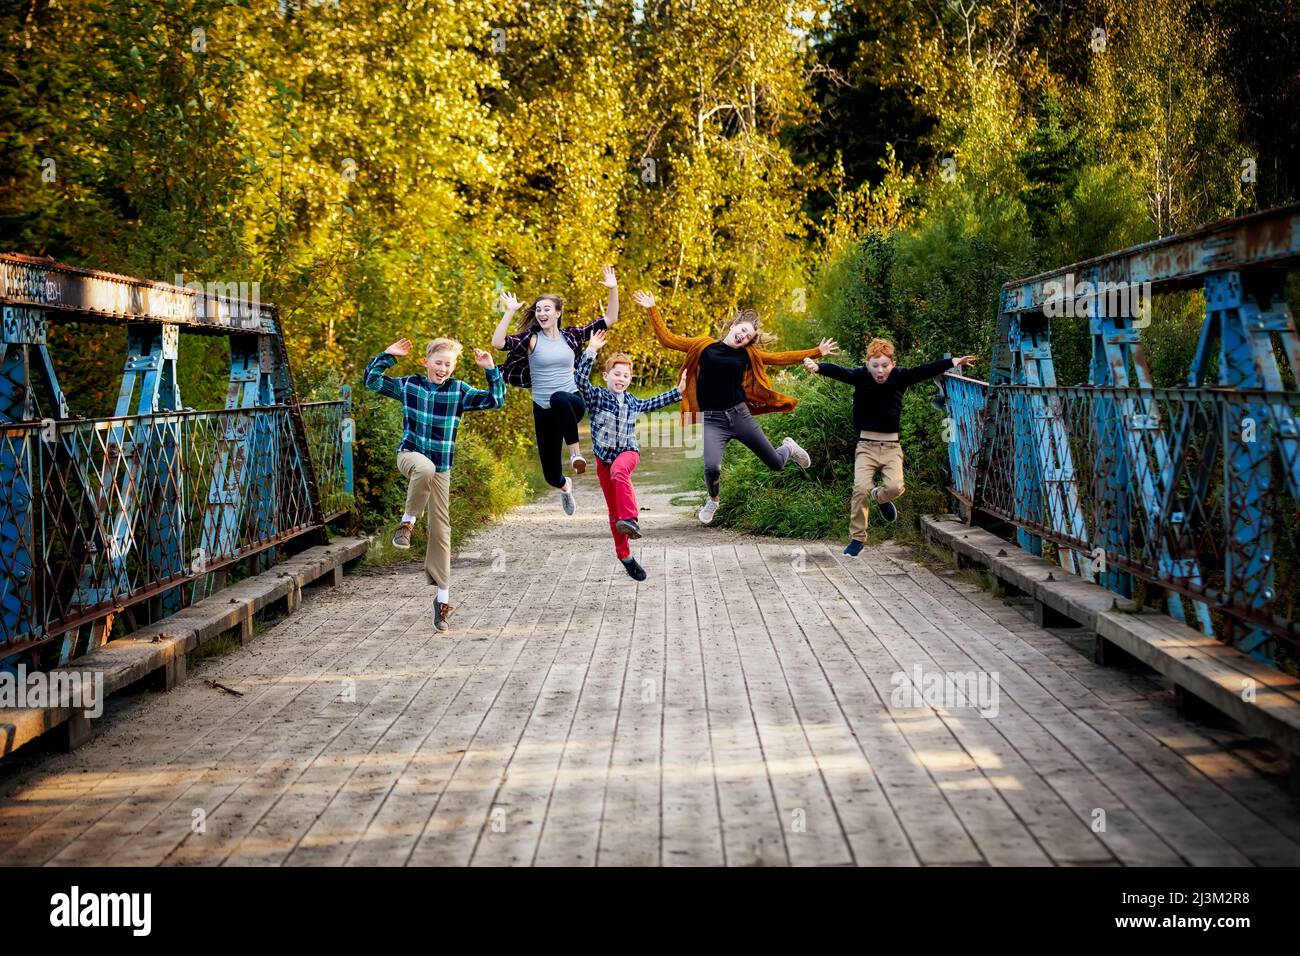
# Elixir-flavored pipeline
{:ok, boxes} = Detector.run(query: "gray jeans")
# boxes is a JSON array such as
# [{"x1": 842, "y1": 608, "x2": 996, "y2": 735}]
[{"x1": 702, "y1": 402, "x2": 790, "y2": 498}]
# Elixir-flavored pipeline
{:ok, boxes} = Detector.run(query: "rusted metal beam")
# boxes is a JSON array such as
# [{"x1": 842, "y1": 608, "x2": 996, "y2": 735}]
[
  {"x1": 0, "y1": 253, "x2": 274, "y2": 334},
  {"x1": 1001, "y1": 203, "x2": 1300, "y2": 315}
]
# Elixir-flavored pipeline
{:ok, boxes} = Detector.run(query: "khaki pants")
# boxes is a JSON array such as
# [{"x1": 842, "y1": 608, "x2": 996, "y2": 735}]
[
  {"x1": 397, "y1": 451, "x2": 451, "y2": 589},
  {"x1": 850, "y1": 439, "x2": 904, "y2": 541}
]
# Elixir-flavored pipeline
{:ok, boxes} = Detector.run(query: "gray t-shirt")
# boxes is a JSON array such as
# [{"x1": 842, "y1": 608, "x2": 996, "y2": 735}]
[{"x1": 528, "y1": 331, "x2": 578, "y2": 409}]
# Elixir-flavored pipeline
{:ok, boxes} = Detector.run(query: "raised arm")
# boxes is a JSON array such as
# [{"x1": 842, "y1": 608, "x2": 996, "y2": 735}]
[
  {"x1": 601, "y1": 265, "x2": 620, "y2": 328},
  {"x1": 634, "y1": 385, "x2": 682, "y2": 415},
  {"x1": 756, "y1": 337, "x2": 838, "y2": 367},
  {"x1": 363, "y1": 340, "x2": 411, "y2": 401},
  {"x1": 574, "y1": 346, "x2": 599, "y2": 404},
  {"x1": 894, "y1": 356, "x2": 958, "y2": 389},
  {"x1": 633, "y1": 290, "x2": 695, "y2": 353},
  {"x1": 808, "y1": 360, "x2": 865, "y2": 384},
  {"x1": 490, "y1": 291, "x2": 521, "y2": 350},
  {"x1": 460, "y1": 349, "x2": 506, "y2": 411}
]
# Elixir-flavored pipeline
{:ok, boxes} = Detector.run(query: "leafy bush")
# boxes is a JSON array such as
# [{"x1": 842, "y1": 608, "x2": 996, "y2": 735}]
[{"x1": 714, "y1": 371, "x2": 856, "y2": 539}]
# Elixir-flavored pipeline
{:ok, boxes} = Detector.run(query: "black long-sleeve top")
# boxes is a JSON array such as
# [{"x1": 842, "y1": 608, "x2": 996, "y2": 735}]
[{"x1": 815, "y1": 356, "x2": 955, "y2": 434}]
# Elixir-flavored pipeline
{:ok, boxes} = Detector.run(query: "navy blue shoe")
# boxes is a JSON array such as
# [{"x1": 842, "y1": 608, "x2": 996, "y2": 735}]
[
  {"x1": 843, "y1": 540, "x2": 864, "y2": 557},
  {"x1": 621, "y1": 557, "x2": 647, "y2": 581},
  {"x1": 875, "y1": 496, "x2": 898, "y2": 523}
]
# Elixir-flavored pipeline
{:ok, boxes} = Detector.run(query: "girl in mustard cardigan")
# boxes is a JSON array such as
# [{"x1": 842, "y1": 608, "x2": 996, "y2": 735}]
[{"x1": 633, "y1": 290, "x2": 838, "y2": 524}]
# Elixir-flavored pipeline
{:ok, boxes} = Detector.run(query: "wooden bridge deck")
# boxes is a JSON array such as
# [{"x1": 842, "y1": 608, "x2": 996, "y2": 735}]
[{"x1": 2, "y1": 456, "x2": 1299, "y2": 866}]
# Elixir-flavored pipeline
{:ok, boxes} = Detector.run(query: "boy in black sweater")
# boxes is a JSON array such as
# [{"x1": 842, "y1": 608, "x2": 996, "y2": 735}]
[{"x1": 805, "y1": 338, "x2": 979, "y2": 555}]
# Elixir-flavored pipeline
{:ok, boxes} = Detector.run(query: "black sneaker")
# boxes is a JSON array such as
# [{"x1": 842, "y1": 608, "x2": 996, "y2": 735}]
[
  {"x1": 621, "y1": 557, "x2": 647, "y2": 581},
  {"x1": 875, "y1": 495, "x2": 897, "y2": 523},
  {"x1": 615, "y1": 518, "x2": 642, "y2": 539}
]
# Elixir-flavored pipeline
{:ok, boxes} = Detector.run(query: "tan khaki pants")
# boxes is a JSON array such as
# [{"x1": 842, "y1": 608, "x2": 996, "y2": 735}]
[
  {"x1": 850, "y1": 440, "x2": 904, "y2": 541},
  {"x1": 397, "y1": 451, "x2": 451, "y2": 589}
]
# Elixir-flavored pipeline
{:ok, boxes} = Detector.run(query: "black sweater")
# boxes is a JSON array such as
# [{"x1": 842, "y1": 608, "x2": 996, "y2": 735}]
[{"x1": 816, "y1": 357, "x2": 955, "y2": 434}]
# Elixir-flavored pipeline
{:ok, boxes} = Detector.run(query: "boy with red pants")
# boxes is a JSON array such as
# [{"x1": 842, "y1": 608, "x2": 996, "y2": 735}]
[{"x1": 575, "y1": 330, "x2": 685, "y2": 580}]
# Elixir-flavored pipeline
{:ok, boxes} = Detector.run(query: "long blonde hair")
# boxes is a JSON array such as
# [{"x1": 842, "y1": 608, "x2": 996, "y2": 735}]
[{"x1": 718, "y1": 307, "x2": 777, "y2": 347}]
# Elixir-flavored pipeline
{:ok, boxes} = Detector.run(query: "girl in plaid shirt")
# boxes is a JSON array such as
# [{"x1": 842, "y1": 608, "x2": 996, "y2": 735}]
[
  {"x1": 491, "y1": 267, "x2": 622, "y2": 517},
  {"x1": 575, "y1": 330, "x2": 686, "y2": 581}
]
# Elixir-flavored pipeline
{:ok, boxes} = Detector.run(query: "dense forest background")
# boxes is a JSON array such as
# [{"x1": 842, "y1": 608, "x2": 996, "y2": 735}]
[{"x1": 3, "y1": 0, "x2": 1297, "y2": 538}]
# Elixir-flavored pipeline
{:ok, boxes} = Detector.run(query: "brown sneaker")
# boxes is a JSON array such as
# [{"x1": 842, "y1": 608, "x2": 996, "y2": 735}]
[
  {"x1": 434, "y1": 602, "x2": 454, "y2": 632},
  {"x1": 392, "y1": 521, "x2": 414, "y2": 550},
  {"x1": 571, "y1": 453, "x2": 587, "y2": 474}
]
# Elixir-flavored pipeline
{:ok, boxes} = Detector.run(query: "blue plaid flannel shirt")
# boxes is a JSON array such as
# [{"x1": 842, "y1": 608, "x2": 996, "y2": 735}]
[
  {"x1": 363, "y1": 352, "x2": 505, "y2": 471},
  {"x1": 575, "y1": 349, "x2": 681, "y2": 464}
]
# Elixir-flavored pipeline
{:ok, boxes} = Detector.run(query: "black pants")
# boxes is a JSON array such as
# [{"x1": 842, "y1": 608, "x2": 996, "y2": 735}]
[{"x1": 533, "y1": 390, "x2": 587, "y2": 488}]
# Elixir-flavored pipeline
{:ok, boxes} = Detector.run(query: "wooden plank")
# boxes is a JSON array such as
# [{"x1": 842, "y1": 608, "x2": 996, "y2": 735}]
[
  {"x1": 763, "y1": 546, "x2": 982, "y2": 864},
  {"x1": 467, "y1": 552, "x2": 617, "y2": 866},
  {"x1": 531, "y1": 554, "x2": 635, "y2": 866},
  {"x1": 745, "y1": 544, "x2": 916, "y2": 865},
  {"x1": 2, "y1": 589, "x2": 397, "y2": 865},
  {"x1": 857, "y1": 556, "x2": 1252, "y2": 866},
  {"x1": 712, "y1": 544, "x2": 852, "y2": 866},
  {"x1": 657, "y1": 546, "x2": 725, "y2": 866},
  {"x1": 346, "y1": 555, "x2": 571, "y2": 865},
  {"x1": 689, "y1": 546, "x2": 788, "y2": 866},
  {"x1": 595, "y1": 546, "x2": 668, "y2": 866}
]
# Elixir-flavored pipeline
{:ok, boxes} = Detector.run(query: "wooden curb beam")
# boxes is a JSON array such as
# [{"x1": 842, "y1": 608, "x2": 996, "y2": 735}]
[{"x1": 922, "y1": 514, "x2": 1300, "y2": 797}]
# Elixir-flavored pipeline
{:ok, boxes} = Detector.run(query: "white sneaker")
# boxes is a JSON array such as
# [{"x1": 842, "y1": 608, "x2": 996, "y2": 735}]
[
  {"x1": 783, "y1": 436, "x2": 811, "y2": 469},
  {"x1": 698, "y1": 498, "x2": 719, "y2": 525},
  {"x1": 559, "y1": 477, "x2": 576, "y2": 515}
]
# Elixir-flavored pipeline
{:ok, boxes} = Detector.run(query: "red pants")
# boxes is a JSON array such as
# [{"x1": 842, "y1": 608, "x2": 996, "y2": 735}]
[{"x1": 596, "y1": 450, "x2": 640, "y2": 560}]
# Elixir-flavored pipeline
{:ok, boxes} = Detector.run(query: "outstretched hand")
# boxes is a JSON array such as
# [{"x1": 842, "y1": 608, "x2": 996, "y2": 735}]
[
  {"x1": 600, "y1": 265, "x2": 617, "y2": 289},
  {"x1": 817, "y1": 338, "x2": 839, "y2": 357},
  {"x1": 633, "y1": 290, "x2": 655, "y2": 309},
  {"x1": 953, "y1": 354, "x2": 979, "y2": 369},
  {"x1": 803, "y1": 356, "x2": 820, "y2": 373},
  {"x1": 473, "y1": 348, "x2": 494, "y2": 368},
  {"x1": 385, "y1": 338, "x2": 413, "y2": 357},
  {"x1": 589, "y1": 329, "x2": 608, "y2": 351},
  {"x1": 500, "y1": 291, "x2": 521, "y2": 314}
]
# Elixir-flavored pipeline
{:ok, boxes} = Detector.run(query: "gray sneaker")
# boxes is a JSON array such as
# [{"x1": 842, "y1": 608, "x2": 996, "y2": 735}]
[
  {"x1": 783, "y1": 436, "x2": 811, "y2": 469},
  {"x1": 559, "y1": 478, "x2": 576, "y2": 516}
]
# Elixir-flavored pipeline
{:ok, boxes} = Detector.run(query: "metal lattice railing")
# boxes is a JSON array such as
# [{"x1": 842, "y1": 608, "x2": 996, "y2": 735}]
[
  {"x1": 944, "y1": 375, "x2": 1300, "y2": 656},
  {"x1": 301, "y1": 398, "x2": 354, "y2": 519},
  {"x1": 0, "y1": 403, "x2": 352, "y2": 659},
  {"x1": 939, "y1": 206, "x2": 1300, "y2": 665},
  {"x1": 1, "y1": 254, "x2": 354, "y2": 665}
]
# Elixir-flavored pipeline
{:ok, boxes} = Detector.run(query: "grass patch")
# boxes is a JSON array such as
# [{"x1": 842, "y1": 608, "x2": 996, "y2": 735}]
[{"x1": 187, "y1": 632, "x2": 243, "y2": 666}]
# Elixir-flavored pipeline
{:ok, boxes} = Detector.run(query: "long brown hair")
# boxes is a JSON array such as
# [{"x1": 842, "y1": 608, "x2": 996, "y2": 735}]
[
  {"x1": 717, "y1": 307, "x2": 777, "y2": 348},
  {"x1": 512, "y1": 293, "x2": 565, "y2": 334}
]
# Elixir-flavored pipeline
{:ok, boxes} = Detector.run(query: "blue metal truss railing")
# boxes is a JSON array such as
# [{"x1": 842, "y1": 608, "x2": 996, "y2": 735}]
[
  {"x1": 943, "y1": 376, "x2": 1299, "y2": 657},
  {"x1": 0, "y1": 403, "x2": 352, "y2": 661},
  {"x1": 940, "y1": 204, "x2": 1300, "y2": 664},
  {"x1": 0, "y1": 254, "x2": 354, "y2": 666}
]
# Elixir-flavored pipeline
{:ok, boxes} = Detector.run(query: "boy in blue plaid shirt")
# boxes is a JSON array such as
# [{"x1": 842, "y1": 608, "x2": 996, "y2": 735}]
[
  {"x1": 576, "y1": 329, "x2": 685, "y2": 581},
  {"x1": 364, "y1": 336, "x2": 505, "y2": 632}
]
